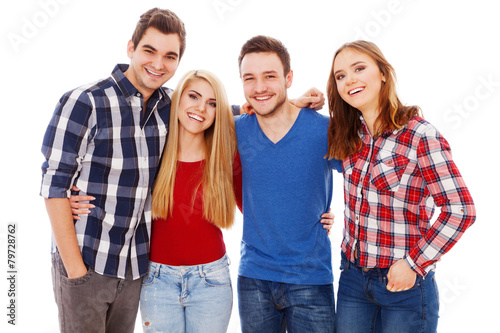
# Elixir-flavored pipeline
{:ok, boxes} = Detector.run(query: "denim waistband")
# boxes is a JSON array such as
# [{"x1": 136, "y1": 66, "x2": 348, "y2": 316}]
[
  {"x1": 149, "y1": 254, "x2": 230, "y2": 277},
  {"x1": 341, "y1": 251, "x2": 389, "y2": 276}
]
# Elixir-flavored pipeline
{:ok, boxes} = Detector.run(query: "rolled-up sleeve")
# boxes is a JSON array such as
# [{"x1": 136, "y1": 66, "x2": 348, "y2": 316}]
[{"x1": 40, "y1": 89, "x2": 93, "y2": 199}]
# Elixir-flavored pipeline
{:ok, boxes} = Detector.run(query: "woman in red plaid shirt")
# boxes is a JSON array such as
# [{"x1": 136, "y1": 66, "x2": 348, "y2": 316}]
[{"x1": 327, "y1": 40, "x2": 476, "y2": 333}]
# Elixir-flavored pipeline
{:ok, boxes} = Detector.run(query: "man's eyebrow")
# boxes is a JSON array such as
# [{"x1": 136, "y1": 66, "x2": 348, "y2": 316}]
[
  {"x1": 142, "y1": 44, "x2": 157, "y2": 52},
  {"x1": 242, "y1": 70, "x2": 278, "y2": 77},
  {"x1": 142, "y1": 44, "x2": 179, "y2": 57}
]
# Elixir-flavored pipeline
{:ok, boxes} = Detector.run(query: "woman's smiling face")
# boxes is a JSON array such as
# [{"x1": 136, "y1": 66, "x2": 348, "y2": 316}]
[
  {"x1": 177, "y1": 78, "x2": 217, "y2": 138},
  {"x1": 333, "y1": 48, "x2": 385, "y2": 114}
]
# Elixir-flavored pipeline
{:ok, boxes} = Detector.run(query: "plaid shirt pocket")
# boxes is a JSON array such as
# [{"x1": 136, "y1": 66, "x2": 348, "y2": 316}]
[{"x1": 371, "y1": 149, "x2": 409, "y2": 192}]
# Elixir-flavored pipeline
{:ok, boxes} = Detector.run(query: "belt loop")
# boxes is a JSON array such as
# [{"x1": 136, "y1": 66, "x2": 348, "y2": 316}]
[
  {"x1": 155, "y1": 263, "x2": 161, "y2": 277},
  {"x1": 199, "y1": 264, "x2": 205, "y2": 278}
]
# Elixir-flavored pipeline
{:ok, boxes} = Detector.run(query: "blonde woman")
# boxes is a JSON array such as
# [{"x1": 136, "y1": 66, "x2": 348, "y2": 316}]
[{"x1": 138, "y1": 69, "x2": 240, "y2": 332}]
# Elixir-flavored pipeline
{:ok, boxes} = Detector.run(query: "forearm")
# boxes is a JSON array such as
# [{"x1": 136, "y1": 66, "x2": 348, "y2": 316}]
[
  {"x1": 45, "y1": 198, "x2": 87, "y2": 278},
  {"x1": 406, "y1": 201, "x2": 476, "y2": 276}
]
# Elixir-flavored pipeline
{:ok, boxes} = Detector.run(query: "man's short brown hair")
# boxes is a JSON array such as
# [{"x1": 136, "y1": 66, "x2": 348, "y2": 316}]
[
  {"x1": 238, "y1": 35, "x2": 291, "y2": 76},
  {"x1": 131, "y1": 8, "x2": 186, "y2": 59}
]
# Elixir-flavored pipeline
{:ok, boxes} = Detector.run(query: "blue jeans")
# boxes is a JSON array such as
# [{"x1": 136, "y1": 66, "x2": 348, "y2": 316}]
[
  {"x1": 139, "y1": 254, "x2": 232, "y2": 333},
  {"x1": 336, "y1": 253, "x2": 439, "y2": 333},
  {"x1": 237, "y1": 276, "x2": 335, "y2": 332}
]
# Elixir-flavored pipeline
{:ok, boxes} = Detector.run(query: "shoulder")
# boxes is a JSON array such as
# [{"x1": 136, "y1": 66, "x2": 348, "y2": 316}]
[
  {"x1": 406, "y1": 116, "x2": 443, "y2": 139},
  {"x1": 161, "y1": 86, "x2": 174, "y2": 98},
  {"x1": 300, "y1": 108, "x2": 329, "y2": 123},
  {"x1": 298, "y1": 108, "x2": 330, "y2": 132},
  {"x1": 402, "y1": 116, "x2": 450, "y2": 150},
  {"x1": 234, "y1": 113, "x2": 256, "y2": 127},
  {"x1": 62, "y1": 76, "x2": 114, "y2": 101}
]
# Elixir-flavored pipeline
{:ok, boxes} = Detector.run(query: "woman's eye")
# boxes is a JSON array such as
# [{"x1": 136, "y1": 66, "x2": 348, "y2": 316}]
[
  {"x1": 355, "y1": 66, "x2": 365, "y2": 72},
  {"x1": 336, "y1": 74, "x2": 345, "y2": 80},
  {"x1": 209, "y1": 102, "x2": 217, "y2": 108},
  {"x1": 189, "y1": 94, "x2": 198, "y2": 100}
]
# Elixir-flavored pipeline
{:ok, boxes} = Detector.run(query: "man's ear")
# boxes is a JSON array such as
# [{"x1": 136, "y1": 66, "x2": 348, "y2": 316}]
[
  {"x1": 285, "y1": 69, "x2": 293, "y2": 89},
  {"x1": 126, "y1": 40, "x2": 135, "y2": 59}
]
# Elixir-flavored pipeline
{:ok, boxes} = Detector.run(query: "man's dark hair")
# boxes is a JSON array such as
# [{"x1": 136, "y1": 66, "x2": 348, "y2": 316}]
[
  {"x1": 238, "y1": 35, "x2": 291, "y2": 75},
  {"x1": 131, "y1": 8, "x2": 186, "y2": 59}
]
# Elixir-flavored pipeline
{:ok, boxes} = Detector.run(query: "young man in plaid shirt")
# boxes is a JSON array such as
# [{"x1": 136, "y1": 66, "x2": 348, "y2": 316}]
[{"x1": 40, "y1": 8, "x2": 185, "y2": 332}]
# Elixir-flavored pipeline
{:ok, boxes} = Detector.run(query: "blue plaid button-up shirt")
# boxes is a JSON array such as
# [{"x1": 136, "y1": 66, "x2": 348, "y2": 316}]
[{"x1": 41, "y1": 64, "x2": 172, "y2": 279}]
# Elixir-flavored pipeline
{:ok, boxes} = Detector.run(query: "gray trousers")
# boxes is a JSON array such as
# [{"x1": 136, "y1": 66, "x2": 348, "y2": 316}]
[{"x1": 51, "y1": 252, "x2": 142, "y2": 333}]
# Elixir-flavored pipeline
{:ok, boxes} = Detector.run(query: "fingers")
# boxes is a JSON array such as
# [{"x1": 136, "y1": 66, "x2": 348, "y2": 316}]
[
  {"x1": 69, "y1": 196, "x2": 95, "y2": 203},
  {"x1": 320, "y1": 209, "x2": 334, "y2": 236},
  {"x1": 386, "y1": 260, "x2": 417, "y2": 292},
  {"x1": 241, "y1": 103, "x2": 254, "y2": 115},
  {"x1": 386, "y1": 284, "x2": 411, "y2": 292},
  {"x1": 71, "y1": 208, "x2": 92, "y2": 220},
  {"x1": 309, "y1": 97, "x2": 325, "y2": 110}
]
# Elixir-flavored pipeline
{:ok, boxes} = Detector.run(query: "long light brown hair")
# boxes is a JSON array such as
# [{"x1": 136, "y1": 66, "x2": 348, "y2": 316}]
[
  {"x1": 152, "y1": 70, "x2": 237, "y2": 229},
  {"x1": 326, "y1": 40, "x2": 420, "y2": 160}
]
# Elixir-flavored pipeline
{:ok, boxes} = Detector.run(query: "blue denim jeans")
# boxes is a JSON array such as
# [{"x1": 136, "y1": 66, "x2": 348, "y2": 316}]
[
  {"x1": 336, "y1": 253, "x2": 439, "y2": 333},
  {"x1": 139, "y1": 254, "x2": 232, "y2": 333},
  {"x1": 237, "y1": 276, "x2": 335, "y2": 332}
]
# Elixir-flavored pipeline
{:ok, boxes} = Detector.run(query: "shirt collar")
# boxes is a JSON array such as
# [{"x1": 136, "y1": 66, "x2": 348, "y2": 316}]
[
  {"x1": 111, "y1": 64, "x2": 139, "y2": 100},
  {"x1": 357, "y1": 111, "x2": 405, "y2": 141},
  {"x1": 111, "y1": 64, "x2": 170, "y2": 102}
]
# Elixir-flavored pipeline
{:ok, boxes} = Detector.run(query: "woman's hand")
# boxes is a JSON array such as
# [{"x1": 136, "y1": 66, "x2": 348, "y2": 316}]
[
  {"x1": 321, "y1": 208, "x2": 335, "y2": 236},
  {"x1": 68, "y1": 186, "x2": 95, "y2": 220},
  {"x1": 386, "y1": 259, "x2": 417, "y2": 292}
]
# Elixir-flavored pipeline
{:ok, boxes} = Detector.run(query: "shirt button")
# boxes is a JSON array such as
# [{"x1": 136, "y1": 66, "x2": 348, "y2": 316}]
[{"x1": 136, "y1": 92, "x2": 141, "y2": 97}]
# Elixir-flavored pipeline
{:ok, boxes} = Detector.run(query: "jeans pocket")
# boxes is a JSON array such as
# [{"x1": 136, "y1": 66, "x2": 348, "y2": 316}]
[
  {"x1": 204, "y1": 266, "x2": 231, "y2": 287},
  {"x1": 61, "y1": 267, "x2": 93, "y2": 286},
  {"x1": 142, "y1": 263, "x2": 157, "y2": 287},
  {"x1": 385, "y1": 274, "x2": 422, "y2": 292}
]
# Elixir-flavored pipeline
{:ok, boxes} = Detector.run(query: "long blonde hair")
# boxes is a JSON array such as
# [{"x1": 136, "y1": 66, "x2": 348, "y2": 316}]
[{"x1": 152, "y1": 70, "x2": 237, "y2": 229}]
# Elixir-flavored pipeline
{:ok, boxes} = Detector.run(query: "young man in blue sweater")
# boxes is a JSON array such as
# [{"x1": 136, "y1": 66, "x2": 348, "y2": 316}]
[{"x1": 235, "y1": 35, "x2": 342, "y2": 332}]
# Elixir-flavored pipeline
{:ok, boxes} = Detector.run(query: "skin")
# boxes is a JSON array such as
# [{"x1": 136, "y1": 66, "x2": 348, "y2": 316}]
[
  {"x1": 334, "y1": 48, "x2": 416, "y2": 292},
  {"x1": 67, "y1": 53, "x2": 337, "y2": 255},
  {"x1": 124, "y1": 27, "x2": 181, "y2": 109},
  {"x1": 45, "y1": 28, "x2": 182, "y2": 280},
  {"x1": 240, "y1": 51, "x2": 298, "y2": 144},
  {"x1": 239, "y1": 51, "x2": 334, "y2": 230},
  {"x1": 177, "y1": 79, "x2": 217, "y2": 162}
]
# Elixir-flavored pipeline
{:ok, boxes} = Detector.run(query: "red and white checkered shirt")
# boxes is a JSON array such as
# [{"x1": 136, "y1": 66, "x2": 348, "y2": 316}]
[{"x1": 341, "y1": 115, "x2": 476, "y2": 277}]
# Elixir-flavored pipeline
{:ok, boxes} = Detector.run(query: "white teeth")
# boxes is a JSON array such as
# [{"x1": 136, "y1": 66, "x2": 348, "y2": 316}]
[
  {"x1": 145, "y1": 68, "x2": 162, "y2": 77},
  {"x1": 188, "y1": 113, "x2": 204, "y2": 122},
  {"x1": 255, "y1": 96, "x2": 271, "y2": 101},
  {"x1": 349, "y1": 88, "x2": 364, "y2": 95}
]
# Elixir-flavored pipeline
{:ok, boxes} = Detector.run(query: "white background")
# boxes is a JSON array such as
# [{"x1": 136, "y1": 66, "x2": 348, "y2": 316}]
[{"x1": 1, "y1": 0, "x2": 499, "y2": 332}]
